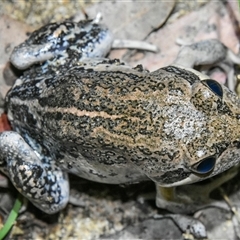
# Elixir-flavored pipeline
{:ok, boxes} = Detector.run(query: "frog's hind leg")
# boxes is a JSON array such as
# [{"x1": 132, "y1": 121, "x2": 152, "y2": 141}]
[{"x1": 0, "y1": 131, "x2": 69, "y2": 214}]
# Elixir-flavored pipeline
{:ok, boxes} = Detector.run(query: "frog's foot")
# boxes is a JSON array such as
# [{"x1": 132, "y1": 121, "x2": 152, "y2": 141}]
[
  {"x1": 173, "y1": 39, "x2": 240, "y2": 68},
  {"x1": 0, "y1": 131, "x2": 69, "y2": 214},
  {"x1": 173, "y1": 39, "x2": 240, "y2": 91},
  {"x1": 155, "y1": 166, "x2": 238, "y2": 213}
]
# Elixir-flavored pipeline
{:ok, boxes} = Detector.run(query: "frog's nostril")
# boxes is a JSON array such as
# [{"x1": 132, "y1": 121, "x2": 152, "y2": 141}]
[{"x1": 192, "y1": 156, "x2": 216, "y2": 174}]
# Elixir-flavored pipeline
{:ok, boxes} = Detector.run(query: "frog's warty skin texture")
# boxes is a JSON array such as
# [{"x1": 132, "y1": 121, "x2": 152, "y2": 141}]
[
  {"x1": 1, "y1": 20, "x2": 240, "y2": 213},
  {"x1": 10, "y1": 20, "x2": 113, "y2": 70},
  {"x1": 0, "y1": 131, "x2": 69, "y2": 213}
]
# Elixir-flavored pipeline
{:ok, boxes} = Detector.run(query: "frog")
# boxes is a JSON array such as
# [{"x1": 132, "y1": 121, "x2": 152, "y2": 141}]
[{"x1": 0, "y1": 19, "x2": 240, "y2": 215}]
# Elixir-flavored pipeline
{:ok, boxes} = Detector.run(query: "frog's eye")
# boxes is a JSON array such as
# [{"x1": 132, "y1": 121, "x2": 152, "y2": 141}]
[
  {"x1": 191, "y1": 156, "x2": 216, "y2": 175},
  {"x1": 202, "y1": 79, "x2": 223, "y2": 98}
]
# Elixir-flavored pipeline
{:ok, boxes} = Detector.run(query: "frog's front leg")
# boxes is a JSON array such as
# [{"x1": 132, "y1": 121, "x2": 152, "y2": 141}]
[
  {"x1": 0, "y1": 131, "x2": 69, "y2": 214},
  {"x1": 173, "y1": 39, "x2": 240, "y2": 69},
  {"x1": 155, "y1": 165, "x2": 239, "y2": 214}
]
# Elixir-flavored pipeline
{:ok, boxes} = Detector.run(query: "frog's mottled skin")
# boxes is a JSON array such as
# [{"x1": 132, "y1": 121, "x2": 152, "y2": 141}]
[{"x1": 1, "y1": 20, "x2": 240, "y2": 214}]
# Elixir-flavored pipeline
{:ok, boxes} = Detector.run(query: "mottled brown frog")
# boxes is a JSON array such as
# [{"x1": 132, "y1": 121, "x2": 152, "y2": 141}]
[{"x1": 0, "y1": 19, "x2": 240, "y2": 214}]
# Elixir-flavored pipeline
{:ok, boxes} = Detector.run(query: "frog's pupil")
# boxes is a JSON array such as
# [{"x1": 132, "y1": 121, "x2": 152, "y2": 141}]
[
  {"x1": 196, "y1": 157, "x2": 216, "y2": 174},
  {"x1": 204, "y1": 79, "x2": 223, "y2": 97}
]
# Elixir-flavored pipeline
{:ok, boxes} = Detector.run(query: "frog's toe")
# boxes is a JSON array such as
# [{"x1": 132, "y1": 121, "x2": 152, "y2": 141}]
[{"x1": 0, "y1": 131, "x2": 69, "y2": 214}]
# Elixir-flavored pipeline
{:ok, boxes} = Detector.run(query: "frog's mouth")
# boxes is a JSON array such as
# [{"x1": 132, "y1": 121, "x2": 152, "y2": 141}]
[
  {"x1": 149, "y1": 168, "x2": 192, "y2": 187},
  {"x1": 161, "y1": 156, "x2": 217, "y2": 187},
  {"x1": 165, "y1": 174, "x2": 208, "y2": 187},
  {"x1": 150, "y1": 162, "x2": 215, "y2": 187}
]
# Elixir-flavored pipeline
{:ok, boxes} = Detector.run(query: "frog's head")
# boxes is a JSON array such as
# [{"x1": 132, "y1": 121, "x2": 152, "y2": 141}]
[{"x1": 138, "y1": 68, "x2": 240, "y2": 187}]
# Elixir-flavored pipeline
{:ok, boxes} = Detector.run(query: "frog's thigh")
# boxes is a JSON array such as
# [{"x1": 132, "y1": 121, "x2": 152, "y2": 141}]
[{"x1": 0, "y1": 131, "x2": 69, "y2": 214}]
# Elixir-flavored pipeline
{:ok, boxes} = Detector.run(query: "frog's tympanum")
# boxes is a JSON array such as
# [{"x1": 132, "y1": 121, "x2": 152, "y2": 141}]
[{"x1": 1, "y1": 20, "x2": 240, "y2": 214}]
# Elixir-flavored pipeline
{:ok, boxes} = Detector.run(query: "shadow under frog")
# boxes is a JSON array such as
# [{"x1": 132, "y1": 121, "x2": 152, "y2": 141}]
[{"x1": 0, "y1": 19, "x2": 240, "y2": 219}]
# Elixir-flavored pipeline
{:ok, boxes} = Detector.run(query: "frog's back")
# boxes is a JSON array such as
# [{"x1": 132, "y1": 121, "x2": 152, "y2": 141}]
[
  {"x1": 6, "y1": 61, "x2": 202, "y2": 184},
  {"x1": 7, "y1": 60, "x2": 199, "y2": 147}
]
